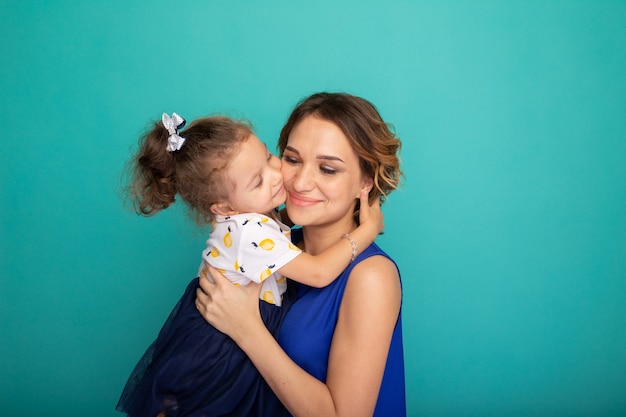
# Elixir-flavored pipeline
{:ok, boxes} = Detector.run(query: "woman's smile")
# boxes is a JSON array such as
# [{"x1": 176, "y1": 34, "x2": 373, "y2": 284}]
[{"x1": 287, "y1": 191, "x2": 321, "y2": 207}]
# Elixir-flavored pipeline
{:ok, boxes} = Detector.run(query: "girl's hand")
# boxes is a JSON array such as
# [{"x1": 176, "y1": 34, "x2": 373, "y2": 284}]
[
  {"x1": 195, "y1": 266, "x2": 263, "y2": 343},
  {"x1": 358, "y1": 189, "x2": 384, "y2": 236}
]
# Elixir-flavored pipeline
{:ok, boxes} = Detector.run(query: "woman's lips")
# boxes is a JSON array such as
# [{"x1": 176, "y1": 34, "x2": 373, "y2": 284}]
[{"x1": 287, "y1": 192, "x2": 320, "y2": 207}]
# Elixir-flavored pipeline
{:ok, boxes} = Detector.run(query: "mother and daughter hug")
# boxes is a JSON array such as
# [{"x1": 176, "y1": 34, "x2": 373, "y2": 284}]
[{"x1": 117, "y1": 92, "x2": 406, "y2": 417}]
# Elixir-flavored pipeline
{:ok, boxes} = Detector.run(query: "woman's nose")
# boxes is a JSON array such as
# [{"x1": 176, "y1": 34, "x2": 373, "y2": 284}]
[{"x1": 290, "y1": 164, "x2": 315, "y2": 192}]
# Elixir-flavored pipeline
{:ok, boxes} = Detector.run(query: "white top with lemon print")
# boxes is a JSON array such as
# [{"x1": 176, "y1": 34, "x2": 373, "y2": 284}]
[{"x1": 198, "y1": 212, "x2": 302, "y2": 306}]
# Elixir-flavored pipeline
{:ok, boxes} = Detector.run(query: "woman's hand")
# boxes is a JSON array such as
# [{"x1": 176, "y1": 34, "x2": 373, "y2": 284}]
[{"x1": 195, "y1": 266, "x2": 263, "y2": 343}]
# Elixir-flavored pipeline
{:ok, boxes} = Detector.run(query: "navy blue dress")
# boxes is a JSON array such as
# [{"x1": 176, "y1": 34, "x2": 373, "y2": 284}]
[
  {"x1": 278, "y1": 230, "x2": 407, "y2": 416},
  {"x1": 116, "y1": 278, "x2": 291, "y2": 417}
]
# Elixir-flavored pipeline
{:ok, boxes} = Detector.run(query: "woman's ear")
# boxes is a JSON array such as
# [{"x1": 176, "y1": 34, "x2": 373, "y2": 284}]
[
  {"x1": 210, "y1": 202, "x2": 237, "y2": 216},
  {"x1": 356, "y1": 177, "x2": 374, "y2": 198}
]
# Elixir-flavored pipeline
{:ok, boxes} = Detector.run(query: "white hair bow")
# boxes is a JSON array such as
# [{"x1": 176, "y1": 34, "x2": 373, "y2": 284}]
[{"x1": 162, "y1": 112, "x2": 186, "y2": 152}]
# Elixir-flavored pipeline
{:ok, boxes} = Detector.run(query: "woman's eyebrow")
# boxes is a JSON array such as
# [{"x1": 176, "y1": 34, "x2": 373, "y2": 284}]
[
  {"x1": 284, "y1": 145, "x2": 344, "y2": 163},
  {"x1": 317, "y1": 155, "x2": 344, "y2": 163}
]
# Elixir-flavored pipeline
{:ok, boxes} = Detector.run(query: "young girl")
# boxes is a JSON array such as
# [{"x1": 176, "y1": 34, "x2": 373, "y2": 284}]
[{"x1": 117, "y1": 112, "x2": 382, "y2": 417}]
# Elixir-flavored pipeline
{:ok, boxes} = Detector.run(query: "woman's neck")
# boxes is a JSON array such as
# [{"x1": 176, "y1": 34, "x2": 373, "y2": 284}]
[{"x1": 300, "y1": 216, "x2": 356, "y2": 256}]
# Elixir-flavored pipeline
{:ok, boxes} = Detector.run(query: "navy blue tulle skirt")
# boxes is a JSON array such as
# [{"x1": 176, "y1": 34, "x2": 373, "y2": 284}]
[{"x1": 116, "y1": 278, "x2": 291, "y2": 417}]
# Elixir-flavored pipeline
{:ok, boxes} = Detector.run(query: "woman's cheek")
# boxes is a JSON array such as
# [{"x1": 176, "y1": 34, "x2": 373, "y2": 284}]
[{"x1": 280, "y1": 167, "x2": 295, "y2": 189}]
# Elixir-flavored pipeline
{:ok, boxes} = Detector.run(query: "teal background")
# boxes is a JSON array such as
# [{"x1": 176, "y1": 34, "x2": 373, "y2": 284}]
[{"x1": 1, "y1": 1, "x2": 625, "y2": 416}]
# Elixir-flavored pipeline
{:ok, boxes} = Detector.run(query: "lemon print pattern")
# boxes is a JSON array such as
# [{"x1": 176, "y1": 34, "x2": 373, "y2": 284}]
[
  {"x1": 259, "y1": 267, "x2": 272, "y2": 282},
  {"x1": 223, "y1": 231, "x2": 232, "y2": 248},
  {"x1": 262, "y1": 290, "x2": 275, "y2": 304},
  {"x1": 258, "y1": 238, "x2": 275, "y2": 251},
  {"x1": 202, "y1": 213, "x2": 302, "y2": 307}
]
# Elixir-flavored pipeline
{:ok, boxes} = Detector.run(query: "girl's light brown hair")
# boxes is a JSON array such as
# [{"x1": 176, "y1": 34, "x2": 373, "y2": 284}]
[{"x1": 126, "y1": 115, "x2": 253, "y2": 224}]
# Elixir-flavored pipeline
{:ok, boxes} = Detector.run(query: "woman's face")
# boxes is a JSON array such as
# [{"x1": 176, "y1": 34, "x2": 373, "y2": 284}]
[{"x1": 281, "y1": 115, "x2": 372, "y2": 228}]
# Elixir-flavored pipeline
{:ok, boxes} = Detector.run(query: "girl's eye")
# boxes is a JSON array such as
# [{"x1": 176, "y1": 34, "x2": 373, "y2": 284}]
[
  {"x1": 283, "y1": 155, "x2": 299, "y2": 164},
  {"x1": 255, "y1": 177, "x2": 263, "y2": 188}
]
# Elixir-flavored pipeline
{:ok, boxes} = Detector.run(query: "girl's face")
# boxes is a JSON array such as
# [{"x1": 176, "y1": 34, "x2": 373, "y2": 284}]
[
  {"x1": 214, "y1": 134, "x2": 285, "y2": 216},
  {"x1": 281, "y1": 115, "x2": 372, "y2": 228}
]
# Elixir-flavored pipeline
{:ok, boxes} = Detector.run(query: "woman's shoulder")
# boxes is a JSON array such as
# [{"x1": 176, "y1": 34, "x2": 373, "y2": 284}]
[
  {"x1": 354, "y1": 243, "x2": 400, "y2": 280},
  {"x1": 345, "y1": 252, "x2": 401, "y2": 306},
  {"x1": 351, "y1": 254, "x2": 400, "y2": 284}
]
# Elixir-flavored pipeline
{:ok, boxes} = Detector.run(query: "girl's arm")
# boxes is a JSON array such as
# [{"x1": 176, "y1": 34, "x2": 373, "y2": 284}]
[
  {"x1": 278, "y1": 190, "x2": 383, "y2": 288},
  {"x1": 196, "y1": 257, "x2": 401, "y2": 417}
]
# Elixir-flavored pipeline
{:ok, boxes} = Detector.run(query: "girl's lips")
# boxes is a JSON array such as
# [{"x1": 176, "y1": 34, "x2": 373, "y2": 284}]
[{"x1": 287, "y1": 192, "x2": 320, "y2": 207}]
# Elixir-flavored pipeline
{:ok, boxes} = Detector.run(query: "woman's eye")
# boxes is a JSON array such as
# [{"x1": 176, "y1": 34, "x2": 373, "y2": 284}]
[
  {"x1": 320, "y1": 166, "x2": 336, "y2": 175},
  {"x1": 283, "y1": 156, "x2": 298, "y2": 164}
]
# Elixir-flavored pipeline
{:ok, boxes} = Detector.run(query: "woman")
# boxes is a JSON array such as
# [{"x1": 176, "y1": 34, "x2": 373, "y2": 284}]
[{"x1": 196, "y1": 92, "x2": 406, "y2": 417}]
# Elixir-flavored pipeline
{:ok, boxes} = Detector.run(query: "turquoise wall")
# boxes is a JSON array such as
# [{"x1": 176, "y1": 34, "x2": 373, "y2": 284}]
[{"x1": 1, "y1": 1, "x2": 625, "y2": 416}]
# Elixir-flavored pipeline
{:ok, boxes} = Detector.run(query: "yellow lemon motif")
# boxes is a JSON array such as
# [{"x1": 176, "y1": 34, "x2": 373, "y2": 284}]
[
  {"x1": 234, "y1": 260, "x2": 240, "y2": 271},
  {"x1": 288, "y1": 242, "x2": 299, "y2": 251},
  {"x1": 223, "y1": 232, "x2": 232, "y2": 248},
  {"x1": 260, "y1": 217, "x2": 269, "y2": 223},
  {"x1": 210, "y1": 247, "x2": 219, "y2": 257},
  {"x1": 259, "y1": 268, "x2": 272, "y2": 282},
  {"x1": 217, "y1": 268, "x2": 226, "y2": 275},
  {"x1": 262, "y1": 291, "x2": 275, "y2": 304},
  {"x1": 258, "y1": 239, "x2": 275, "y2": 251},
  {"x1": 276, "y1": 275, "x2": 286, "y2": 284}
]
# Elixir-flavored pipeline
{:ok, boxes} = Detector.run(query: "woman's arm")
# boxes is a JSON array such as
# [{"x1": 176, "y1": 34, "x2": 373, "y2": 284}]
[
  {"x1": 196, "y1": 256, "x2": 401, "y2": 417},
  {"x1": 278, "y1": 190, "x2": 383, "y2": 288},
  {"x1": 323, "y1": 256, "x2": 401, "y2": 416}
]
